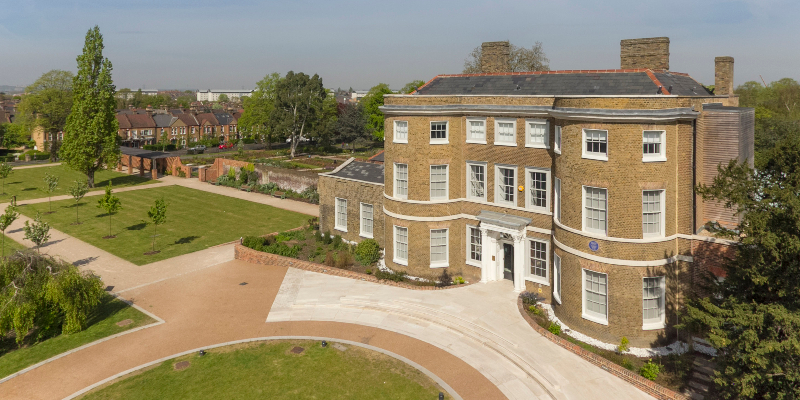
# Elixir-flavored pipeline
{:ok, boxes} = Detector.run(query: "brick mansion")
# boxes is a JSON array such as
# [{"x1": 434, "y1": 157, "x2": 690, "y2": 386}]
[{"x1": 318, "y1": 38, "x2": 753, "y2": 347}]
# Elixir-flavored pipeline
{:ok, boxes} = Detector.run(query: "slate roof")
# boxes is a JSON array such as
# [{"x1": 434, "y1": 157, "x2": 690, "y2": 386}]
[
  {"x1": 367, "y1": 150, "x2": 384, "y2": 163},
  {"x1": 176, "y1": 114, "x2": 199, "y2": 126},
  {"x1": 126, "y1": 113, "x2": 156, "y2": 128},
  {"x1": 115, "y1": 114, "x2": 132, "y2": 129},
  {"x1": 329, "y1": 161, "x2": 384, "y2": 184},
  {"x1": 196, "y1": 113, "x2": 219, "y2": 126},
  {"x1": 414, "y1": 70, "x2": 712, "y2": 97},
  {"x1": 213, "y1": 112, "x2": 234, "y2": 125},
  {"x1": 153, "y1": 114, "x2": 178, "y2": 128}
]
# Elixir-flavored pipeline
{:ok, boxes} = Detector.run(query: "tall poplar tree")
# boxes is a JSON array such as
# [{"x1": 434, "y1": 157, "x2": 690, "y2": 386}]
[{"x1": 60, "y1": 26, "x2": 120, "y2": 188}]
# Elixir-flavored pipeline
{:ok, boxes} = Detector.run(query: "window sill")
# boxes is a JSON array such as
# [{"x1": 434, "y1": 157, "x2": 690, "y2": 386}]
[
  {"x1": 642, "y1": 321, "x2": 666, "y2": 331},
  {"x1": 524, "y1": 143, "x2": 550, "y2": 150},
  {"x1": 467, "y1": 196, "x2": 487, "y2": 202},
  {"x1": 527, "y1": 206, "x2": 549, "y2": 214},
  {"x1": 466, "y1": 139, "x2": 486, "y2": 145},
  {"x1": 393, "y1": 140, "x2": 408, "y2": 144},
  {"x1": 334, "y1": 226, "x2": 347, "y2": 233},
  {"x1": 642, "y1": 156, "x2": 667, "y2": 163},
  {"x1": 429, "y1": 140, "x2": 449, "y2": 145},
  {"x1": 582, "y1": 228, "x2": 607, "y2": 237},
  {"x1": 466, "y1": 259, "x2": 482, "y2": 268},
  {"x1": 582, "y1": 153, "x2": 608, "y2": 162},
  {"x1": 525, "y1": 276, "x2": 550, "y2": 286},
  {"x1": 430, "y1": 262, "x2": 449, "y2": 269},
  {"x1": 582, "y1": 312, "x2": 609, "y2": 326},
  {"x1": 393, "y1": 258, "x2": 408, "y2": 266},
  {"x1": 493, "y1": 141, "x2": 517, "y2": 147},
  {"x1": 359, "y1": 232, "x2": 373, "y2": 239},
  {"x1": 430, "y1": 196, "x2": 448, "y2": 201},
  {"x1": 394, "y1": 194, "x2": 408, "y2": 200},
  {"x1": 643, "y1": 233, "x2": 665, "y2": 239},
  {"x1": 495, "y1": 200, "x2": 517, "y2": 207}
]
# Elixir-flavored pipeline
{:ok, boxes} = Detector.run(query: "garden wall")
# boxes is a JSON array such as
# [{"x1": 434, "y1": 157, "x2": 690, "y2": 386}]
[
  {"x1": 234, "y1": 243, "x2": 465, "y2": 291},
  {"x1": 199, "y1": 157, "x2": 320, "y2": 193},
  {"x1": 517, "y1": 298, "x2": 691, "y2": 400}
]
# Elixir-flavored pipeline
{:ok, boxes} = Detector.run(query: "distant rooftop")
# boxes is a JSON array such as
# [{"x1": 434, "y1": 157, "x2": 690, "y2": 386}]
[{"x1": 327, "y1": 160, "x2": 383, "y2": 184}]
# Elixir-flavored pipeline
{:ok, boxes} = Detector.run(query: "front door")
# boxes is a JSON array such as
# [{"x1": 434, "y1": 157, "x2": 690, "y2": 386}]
[{"x1": 503, "y1": 243, "x2": 514, "y2": 281}]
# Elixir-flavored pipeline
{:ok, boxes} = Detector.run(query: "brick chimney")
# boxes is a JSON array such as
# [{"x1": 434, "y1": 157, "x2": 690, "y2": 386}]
[
  {"x1": 620, "y1": 37, "x2": 670, "y2": 70},
  {"x1": 714, "y1": 56, "x2": 734, "y2": 96},
  {"x1": 480, "y1": 41, "x2": 511, "y2": 73}
]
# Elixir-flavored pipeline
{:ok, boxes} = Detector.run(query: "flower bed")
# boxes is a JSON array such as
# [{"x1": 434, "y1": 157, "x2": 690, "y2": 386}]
[{"x1": 518, "y1": 294, "x2": 696, "y2": 399}]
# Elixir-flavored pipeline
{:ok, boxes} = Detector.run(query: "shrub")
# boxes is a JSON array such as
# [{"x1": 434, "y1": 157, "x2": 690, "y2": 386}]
[
  {"x1": 374, "y1": 269, "x2": 407, "y2": 282},
  {"x1": 331, "y1": 234, "x2": 343, "y2": 249},
  {"x1": 639, "y1": 359, "x2": 661, "y2": 381},
  {"x1": 437, "y1": 269, "x2": 452, "y2": 287},
  {"x1": 334, "y1": 251, "x2": 354, "y2": 269},
  {"x1": 261, "y1": 242, "x2": 300, "y2": 258},
  {"x1": 307, "y1": 217, "x2": 319, "y2": 230},
  {"x1": 275, "y1": 230, "x2": 305, "y2": 243},
  {"x1": 322, "y1": 231, "x2": 333, "y2": 245},
  {"x1": 548, "y1": 322, "x2": 562, "y2": 336},
  {"x1": 177, "y1": 169, "x2": 186, "y2": 178},
  {"x1": 520, "y1": 291, "x2": 540, "y2": 306},
  {"x1": 354, "y1": 239, "x2": 380, "y2": 266},
  {"x1": 324, "y1": 251, "x2": 335, "y2": 267},
  {"x1": 242, "y1": 236, "x2": 267, "y2": 250},
  {"x1": 528, "y1": 305, "x2": 541, "y2": 315},
  {"x1": 365, "y1": 269, "x2": 372, "y2": 275},
  {"x1": 621, "y1": 359, "x2": 635, "y2": 371},
  {"x1": 453, "y1": 276, "x2": 465, "y2": 285},
  {"x1": 618, "y1": 336, "x2": 630, "y2": 353},
  {"x1": 300, "y1": 186, "x2": 319, "y2": 204}
]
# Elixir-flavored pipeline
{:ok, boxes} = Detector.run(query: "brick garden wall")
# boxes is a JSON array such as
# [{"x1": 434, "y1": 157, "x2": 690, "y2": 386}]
[{"x1": 199, "y1": 158, "x2": 320, "y2": 193}]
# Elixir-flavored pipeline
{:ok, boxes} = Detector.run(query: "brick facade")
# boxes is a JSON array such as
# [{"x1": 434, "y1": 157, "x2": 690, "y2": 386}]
[
  {"x1": 620, "y1": 37, "x2": 670, "y2": 70},
  {"x1": 318, "y1": 175, "x2": 385, "y2": 247}
]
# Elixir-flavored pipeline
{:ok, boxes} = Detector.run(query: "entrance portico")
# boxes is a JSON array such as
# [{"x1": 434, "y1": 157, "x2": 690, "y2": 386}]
[{"x1": 476, "y1": 211, "x2": 531, "y2": 292}]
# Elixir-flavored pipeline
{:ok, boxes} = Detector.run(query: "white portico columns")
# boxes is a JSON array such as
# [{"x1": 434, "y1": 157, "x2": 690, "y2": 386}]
[
  {"x1": 512, "y1": 233, "x2": 527, "y2": 292},
  {"x1": 479, "y1": 227, "x2": 496, "y2": 283},
  {"x1": 476, "y1": 210, "x2": 533, "y2": 290}
]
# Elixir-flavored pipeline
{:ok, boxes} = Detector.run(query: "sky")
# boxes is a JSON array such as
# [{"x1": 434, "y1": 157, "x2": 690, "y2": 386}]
[{"x1": 0, "y1": 0, "x2": 797, "y2": 91}]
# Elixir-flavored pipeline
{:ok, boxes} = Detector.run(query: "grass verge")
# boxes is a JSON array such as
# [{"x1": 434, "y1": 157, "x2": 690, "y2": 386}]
[
  {"x1": 0, "y1": 165, "x2": 158, "y2": 202},
  {"x1": 19, "y1": 185, "x2": 310, "y2": 265},
  {"x1": 79, "y1": 340, "x2": 449, "y2": 400},
  {"x1": 0, "y1": 294, "x2": 156, "y2": 379}
]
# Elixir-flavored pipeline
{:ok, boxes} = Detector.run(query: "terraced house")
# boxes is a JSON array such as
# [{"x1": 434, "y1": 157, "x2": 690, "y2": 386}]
[{"x1": 318, "y1": 38, "x2": 753, "y2": 348}]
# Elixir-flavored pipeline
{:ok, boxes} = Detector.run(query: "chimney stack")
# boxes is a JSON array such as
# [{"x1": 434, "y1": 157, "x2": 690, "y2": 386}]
[
  {"x1": 480, "y1": 41, "x2": 511, "y2": 73},
  {"x1": 620, "y1": 37, "x2": 670, "y2": 70},
  {"x1": 714, "y1": 56, "x2": 734, "y2": 96}
]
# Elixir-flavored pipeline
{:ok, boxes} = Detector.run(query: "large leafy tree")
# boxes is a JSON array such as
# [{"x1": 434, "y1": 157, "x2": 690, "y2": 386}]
[
  {"x1": 463, "y1": 42, "x2": 550, "y2": 73},
  {"x1": 400, "y1": 80, "x2": 426, "y2": 94},
  {"x1": 681, "y1": 136, "x2": 800, "y2": 399},
  {"x1": 270, "y1": 71, "x2": 325, "y2": 158},
  {"x1": 0, "y1": 252, "x2": 105, "y2": 345},
  {"x1": 335, "y1": 103, "x2": 369, "y2": 151},
  {"x1": 239, "y1": 73, "x2": 281, "y2": 148},
  {"x1": 16, "y1": 70, "x2": 74, "y2": 143},
  {"x1": 360, "y1": 83, "x2": 392, "y2": 140},
  {"x1": 314, "y1": 93, "x2": 339, "y2": 148},
  {"x1": 0, "y1": 123, "x2": 28, "y2": 149},
  {"x1": 60, "y1": 26, "x2": 120, "y2": 188}
]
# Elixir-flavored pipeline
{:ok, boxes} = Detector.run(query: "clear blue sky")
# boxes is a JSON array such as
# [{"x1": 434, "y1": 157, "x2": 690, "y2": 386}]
[{"x1": 0, "y1": 0, "x2": 796, "y2": 91}]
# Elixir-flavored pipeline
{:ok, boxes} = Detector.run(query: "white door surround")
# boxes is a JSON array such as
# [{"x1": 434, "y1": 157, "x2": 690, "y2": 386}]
[{"x1": 476, "y1": 210, "x2": 531, "y2": 292}]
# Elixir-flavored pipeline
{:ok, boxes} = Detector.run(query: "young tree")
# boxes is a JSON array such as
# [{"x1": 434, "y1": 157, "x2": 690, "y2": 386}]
[
  {"x1": 23, "y1": 213, "x2": 51, "y2": 253},
  {"x1": 96, "y1": 183, "x2": 121, "y2": 238},
  {"x1": 43, "y1": 172, "x2": 59, "y2": 213},
  {"x1": 68, "y1": 179, "x2": 89, "y2": 225},
  {"x1": 146, "y1": 198, "x2": 167, "y2": 253},
  {"x1": 463, "y1": 41, "x2": 550, "y2": 73},
  {"x1": 217, "y1": 94, "x2": 229, "y2": 103},
  {"x1": 400, "y1": 80, "x2": 426, "y2": 94},
  {"x1": 60, "y1": 26, "x2": 120, "y2": 188},
  {"x1": 270, "y1": 71, "x2": 326, "y2": 158},
  {"x1": 239, "y1": 73, "x2": 281, "y2": 149},
  {"x1": 0, "y1": 205, "x2": 19, "y2": 257},
  {"x1": 360, "y1": 83, "x2": 392, "y2": 140},
  {"x1": 335, "y1": 103, "x2": 369, "y2": 152},
  {"x1": 0, "y1": 162, "x2": 12, "y2": 194},
  {"x1": 681, "y1": 136, "x2": 800, "y2": 399}
]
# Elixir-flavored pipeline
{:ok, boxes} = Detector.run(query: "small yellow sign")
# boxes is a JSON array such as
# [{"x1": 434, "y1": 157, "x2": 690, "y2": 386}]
[
  {"x1": 538, "y1": 287, "x2": 542, "y2": 293},
  {"x1": 518, "y1": 185, "x2": 524, "y2": 192}
]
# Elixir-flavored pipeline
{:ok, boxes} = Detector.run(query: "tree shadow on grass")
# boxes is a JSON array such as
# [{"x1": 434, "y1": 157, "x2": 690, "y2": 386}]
[
  {"x1": 173, "y1": 236, "x2": 199, "y2": 245},
  {"x1": 126, "y1": 222, "x2": 147, "y2": 231},
  {"x1": 85, "y1": 293, "x2": 130, "y2": 327},
  {"x1": 21, "y1": 187, "x2": 37, "y2": 191},
  {"x1": 95, "y1": 175, "x2": 152, "y2": 188}
]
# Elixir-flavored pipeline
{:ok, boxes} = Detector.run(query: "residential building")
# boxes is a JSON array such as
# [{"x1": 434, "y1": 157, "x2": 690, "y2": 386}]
[
  {"x1": 318, "y1": 38, "x2": 753, "y2": 348},
  {"x1": 196, "y1": 89, "x2": 253, "y2": 102},
  {"x1": 116, "y1": 113, "x2": 157, "y2": 148}
]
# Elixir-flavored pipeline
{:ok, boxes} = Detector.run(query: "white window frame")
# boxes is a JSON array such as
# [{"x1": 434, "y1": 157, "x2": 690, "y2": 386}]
[
  {"x1": 642, "y1": 276, "x2": 666, "y2": 330},
  {"x1": 465, "y1": 225, "x2": 482, "y2": 267},
  {"x1": 465, "y1": 117, "x2": 486, "y2": 144},
  {"x1": 582, "y1": 186, "x2": 608, "y2": 236},
  {"x1": 525, "y1": 167, "x2": 551, "y2": 213},
  {"x1": 642, "y1": 130, "x2": 666, "y2": 162},
  {"x1": 554, "y1": 177, "x2": 562, "y2": 221},
  {"x1": 430, "y1": 121, "x2": 449, "y2": 144},
  {"x1": 582, "y1": 128, "x2": 608, "y2": 161},
  {"x1": 393, "y1": 163, "x2": 408, "y2": 199},
  {"x1": 429, "y1": 164, "x2": 449, "y2": 200},
  {"x1": 393, "y1": 120, "x2": 409, "y2": 144},
  {"x1": 494, "y1": 118, "x2": 517, "y2": 146},
  {"x1": 525, "y1": 119, "x2": 550, "y2": 149},
  {"x1": 642, "y1": 189, "x2": 666, "y2": 238},
  {"x1": 393, "y1": 226, "x2": 408, "y2": 266},
  {"x1": 554, "y1": 125, "x2": 562, "y2": 154},
  {"x1": 553, "y1": 253, "x2": 562, "y2": 304},
  {"x1": 334, "y1": 197, "x2": 347, "y2": 232},
  {"x1": 359, "y1": 203, "x2": 373, "y2": 239},
  {"x1": 526, "y1": 239, "x2": 549, "y2": 285},
  {"x1": 582, "y1": 269, "x2": 609, "y2": 325},
  {"x1": 466, "y1": 161, "x2": 487, "y2": 201},
  {"x1": 429, "y1": 228, "x2": 449, "y2": 268},
  {"x1": 494, "y1": 164, "x2": 517, "y2": 206}
]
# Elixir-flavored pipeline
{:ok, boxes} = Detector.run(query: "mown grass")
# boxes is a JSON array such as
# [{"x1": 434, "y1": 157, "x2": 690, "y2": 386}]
[
  {"x1": 80, "y1": 340, "x2": 449, "y2": 400},
  {"x1": 19, "y1": 185, "x2": 310, "y2": 265},
  {"x1": 0, "y1": 165, "x2": 159, "y2": 202},
  {"x1": 0, "y1": 294, "x2": 155, "y2": 379}
]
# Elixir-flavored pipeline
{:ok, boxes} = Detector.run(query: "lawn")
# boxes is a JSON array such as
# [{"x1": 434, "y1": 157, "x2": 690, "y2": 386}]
[
  {"x1": 0, "y1": 165, "x2": 159, "y2": 202},
  {"x1": 0, "y1": 233, "x2": 26, "y2": 256},
  {"x1": 80, "y1": 340, "x2": 450, "y2": 400},
  {"x1": 19, "y1": 185, "x2": 310, "y2": 265},
  {"x1": 0, "y1": 294, "x2": 156, "y2": 379}
]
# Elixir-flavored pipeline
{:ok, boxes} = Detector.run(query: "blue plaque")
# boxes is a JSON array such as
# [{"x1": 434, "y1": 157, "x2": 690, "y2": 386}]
[{"x1": 589, "y1": 241, "x2": 599, "y2": 252}]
